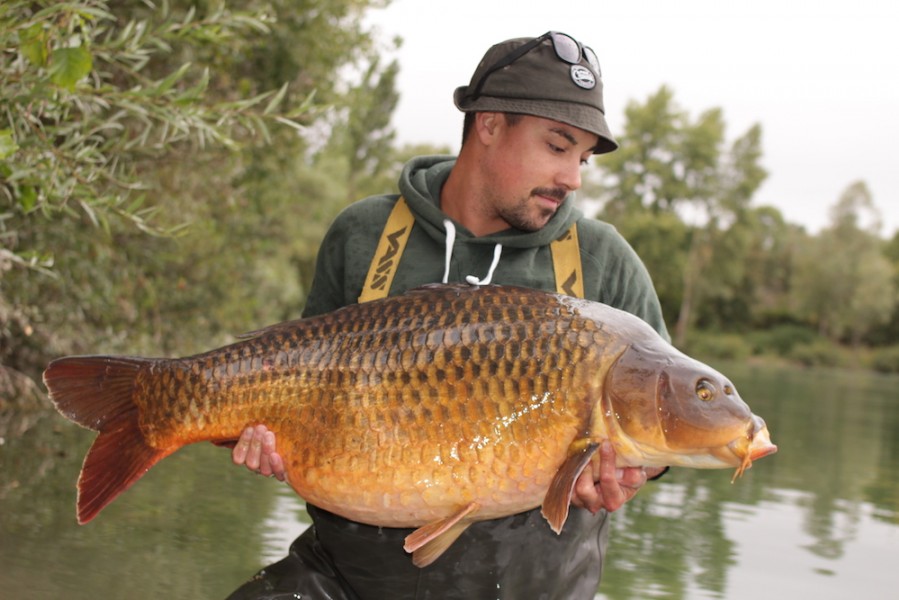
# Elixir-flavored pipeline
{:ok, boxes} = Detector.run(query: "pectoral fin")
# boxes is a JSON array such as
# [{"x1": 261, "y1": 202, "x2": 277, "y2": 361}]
[
  {"x1": 541, "y1": 442, "x2": 600, "y2": 534},
  {"x1": 404, "y1": 502, "x2": 480, "y2": 567}
]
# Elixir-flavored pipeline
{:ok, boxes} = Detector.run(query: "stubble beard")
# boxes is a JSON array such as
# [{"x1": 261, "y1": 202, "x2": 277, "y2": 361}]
[{"x1": 499, "y1": 187, "x2": 568, "y2": 232}]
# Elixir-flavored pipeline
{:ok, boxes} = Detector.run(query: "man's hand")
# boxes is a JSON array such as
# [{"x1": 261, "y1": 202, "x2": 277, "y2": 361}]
[
  {"x1": 570, "y1": 441, "x2": 665, "y2": 513},
  {"x1": 232, "y1": 424, "x2": 286, "y2": 481}
]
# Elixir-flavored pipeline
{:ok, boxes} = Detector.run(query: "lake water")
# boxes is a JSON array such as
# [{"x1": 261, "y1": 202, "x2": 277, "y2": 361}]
[{"x1": 1, "y1": 363, "x2": 897, "y2": 599}]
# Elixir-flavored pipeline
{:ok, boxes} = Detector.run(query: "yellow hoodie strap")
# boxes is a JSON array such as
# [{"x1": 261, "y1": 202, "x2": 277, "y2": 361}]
[
  {"x1": 358, "y1": 196, "x2": 415, "y2": 303},
  {"x1": 551, "y1": 224, "x2": 585, "y2": 299}
]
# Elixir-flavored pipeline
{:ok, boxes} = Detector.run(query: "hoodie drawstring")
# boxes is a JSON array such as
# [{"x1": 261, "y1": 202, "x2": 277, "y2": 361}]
[
  {"x1": 442, "y1": 219, "x2": 456, "y2": 284},
  {"x1": 442, "y1": 219, "x2": 503, "y2": 286}
]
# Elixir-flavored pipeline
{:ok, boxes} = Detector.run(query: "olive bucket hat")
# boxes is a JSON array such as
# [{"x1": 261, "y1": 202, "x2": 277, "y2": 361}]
[{"x1": 454, "y1": 31, "x2": 617, "y2": 154}]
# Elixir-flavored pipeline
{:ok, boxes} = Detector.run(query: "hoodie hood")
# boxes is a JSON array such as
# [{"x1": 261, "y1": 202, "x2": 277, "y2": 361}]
[{"x1": 397, "y1": 155, "x2": 582, "y2": 249}]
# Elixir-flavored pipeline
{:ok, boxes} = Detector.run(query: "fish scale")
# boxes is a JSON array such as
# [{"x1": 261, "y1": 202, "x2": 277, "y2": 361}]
[{"x1": 43, "y1": 283, "x2": 776, "y2": 567}]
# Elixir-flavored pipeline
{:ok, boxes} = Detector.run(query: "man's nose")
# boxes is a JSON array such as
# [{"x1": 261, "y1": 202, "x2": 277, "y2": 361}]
[{"x1": 556, "y1": 159, "x2": 582, "y2": 191}]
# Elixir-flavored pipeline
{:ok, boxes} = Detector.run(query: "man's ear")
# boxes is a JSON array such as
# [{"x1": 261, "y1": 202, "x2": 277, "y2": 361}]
[{"x1": 475, "y1": 112, "x2": 501, "y2": 145}]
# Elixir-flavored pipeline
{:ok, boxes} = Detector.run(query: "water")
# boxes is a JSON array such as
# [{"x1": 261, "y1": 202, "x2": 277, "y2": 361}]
[{"x1": 1, "y1": 363, "x2": 897, "y2": 599}]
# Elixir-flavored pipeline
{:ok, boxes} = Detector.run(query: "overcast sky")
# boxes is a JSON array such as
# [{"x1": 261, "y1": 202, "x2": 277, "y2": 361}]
[{"x1": 366, "y1": 0, "x2": 899, "y2": 237}]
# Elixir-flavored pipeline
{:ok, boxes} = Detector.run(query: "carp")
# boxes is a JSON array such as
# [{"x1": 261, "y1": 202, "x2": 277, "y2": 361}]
[{"x1": 43, "y1": 283, "x2": 776, "y2": 567}]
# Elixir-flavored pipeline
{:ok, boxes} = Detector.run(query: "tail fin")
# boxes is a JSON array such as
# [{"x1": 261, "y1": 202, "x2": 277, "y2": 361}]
[{"x1": 43, "y1": 356, "x2": 172, "y2": 524}]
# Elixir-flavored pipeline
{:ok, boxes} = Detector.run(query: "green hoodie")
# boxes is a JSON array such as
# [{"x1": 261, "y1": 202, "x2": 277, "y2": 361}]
[{"x1": 303, "y1": 155, "x2": 669, "y2": 345}]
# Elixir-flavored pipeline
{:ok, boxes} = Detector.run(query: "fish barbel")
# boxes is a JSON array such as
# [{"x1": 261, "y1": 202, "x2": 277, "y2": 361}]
[{"x1": 43, "y1": 283, "x2": 776, "y2": 566}]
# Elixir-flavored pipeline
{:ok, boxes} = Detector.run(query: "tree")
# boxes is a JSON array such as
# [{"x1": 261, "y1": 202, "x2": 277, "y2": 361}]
[
  {"x1": 1, "y1": 0, "x2": 395, "y2": 383},
  {"x1": 873, "y1": 230, "x2": 899, "y2": 346},
  {"x1": 1, "y1": 0, "x2": 309, "y2": 249},
  {"x1": 791, "y1": 181, "x2": 895, "y2": 344},
  {"x1": 719, "y1": 205, "x2": 802, "y2": 328},
  {"x1": 595, "y1": 86, "x2": 767, "y2": 345},
  {"x1": 337, "y1": 54, "x2": 401, "y2": 201}
]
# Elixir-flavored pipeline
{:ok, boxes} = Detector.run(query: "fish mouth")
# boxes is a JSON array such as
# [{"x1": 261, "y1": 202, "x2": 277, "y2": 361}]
[{"x1": 727, "y1": 415, "x2": 777, "y2": 482}]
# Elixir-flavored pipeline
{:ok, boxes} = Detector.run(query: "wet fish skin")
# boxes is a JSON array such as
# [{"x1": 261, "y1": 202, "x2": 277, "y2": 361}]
[{"x1": 43, "y1": 283, "x2": 776, "y2": 567}]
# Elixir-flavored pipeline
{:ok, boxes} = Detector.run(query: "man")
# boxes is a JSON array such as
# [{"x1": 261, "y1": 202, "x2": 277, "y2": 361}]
[{"x1": 228, "y1": 31, "x2": 668, "y2": 600}]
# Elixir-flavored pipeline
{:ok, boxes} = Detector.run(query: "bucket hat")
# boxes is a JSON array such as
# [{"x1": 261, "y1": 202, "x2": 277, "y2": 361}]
[{"x1": 454, "y1": 32, "x2": 617, "y2": 154}]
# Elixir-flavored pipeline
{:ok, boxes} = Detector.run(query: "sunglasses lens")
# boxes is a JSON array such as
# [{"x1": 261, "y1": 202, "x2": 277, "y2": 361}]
[
  {"x1": 583, "y1": 47, "x2": 601, "y2": 76},
  {"x1": 551, "y1": 33, "x2": 581, "y2": 64}
]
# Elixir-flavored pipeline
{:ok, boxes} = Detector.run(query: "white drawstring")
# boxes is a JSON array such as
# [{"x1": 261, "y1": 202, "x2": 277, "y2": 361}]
[
  {"x1": 442, "y1": 219, "x2": 456, "y2": 284},
  {"x1": 442, "y1": 219, "x2": 503, "y2": 286},
  {"x1": 465, "y1": 243, "x2": 502, "y2": 286}
]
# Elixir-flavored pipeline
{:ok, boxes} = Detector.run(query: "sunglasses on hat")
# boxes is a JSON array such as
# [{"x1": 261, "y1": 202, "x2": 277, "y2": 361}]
[{"x1": 469, "y1": 31, "x2": 602, "y2": 100}]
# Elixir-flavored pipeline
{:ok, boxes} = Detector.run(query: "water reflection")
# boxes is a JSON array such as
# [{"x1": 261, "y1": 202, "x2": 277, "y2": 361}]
[
  {"x1": 1, "y1": 364, "x2": 897, "y2": 599},
  {"x1": 258, "y1": 487, "x2": 310, "y2": 565}
]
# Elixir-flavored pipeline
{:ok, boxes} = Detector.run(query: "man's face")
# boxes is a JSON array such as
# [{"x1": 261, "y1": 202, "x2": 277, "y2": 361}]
[{"x1": 481, "y1": 114, "x2": 600, "y2": 232}]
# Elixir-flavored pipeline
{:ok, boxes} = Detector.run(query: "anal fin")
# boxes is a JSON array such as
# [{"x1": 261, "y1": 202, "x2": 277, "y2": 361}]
[{"x1": 404, "y1": 502, "x2": 480, "y2": 567}]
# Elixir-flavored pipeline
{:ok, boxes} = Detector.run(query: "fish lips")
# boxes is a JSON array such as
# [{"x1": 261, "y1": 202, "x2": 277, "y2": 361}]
[{"x1": 724, "y1": 414, "x2": 778, "y2": 475}]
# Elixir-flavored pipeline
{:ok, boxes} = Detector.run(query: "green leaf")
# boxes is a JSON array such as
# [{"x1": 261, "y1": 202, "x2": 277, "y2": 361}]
[
  {"x1": 19, "y1": 24, "x2": 49, "y2": 67},
  {"x1": 264, "y1": 83, "x2": 289, "y2": 115},
  {"x1": 50, "y1": 46, "x2": 93, "y2": 90},
  {"x1": 152, "y1": 63, "x2": 192, "y2": 97},
  {"x1": 175, "y1": 67, "x2": 209, "y2": 103},
  {"x1": 0, "y1": 129, "x2": 18, "y2": 159},
  {"x1": 18, "y1": 185, "x2": 38, "y2": 213}
]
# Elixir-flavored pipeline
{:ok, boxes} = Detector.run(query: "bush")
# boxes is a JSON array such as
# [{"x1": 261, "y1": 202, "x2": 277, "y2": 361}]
[
  {"x1": 788, "y1": 339, "x2": 849, "y2": 368},
  {"x1": 684, "y1": 332, "x2": 752, "y2": 362},
  {"x1": 869, "y1": 346, "x2": 899, "y2": 374},
  {"x1": 747, "y1": 324, "x2": 818, "y2": 356}
]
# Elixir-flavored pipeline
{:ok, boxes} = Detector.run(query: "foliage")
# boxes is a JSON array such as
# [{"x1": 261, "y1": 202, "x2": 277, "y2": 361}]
[
  {"x1": 788, "y1": 339, "x2": 852, "y2": 369},
  {"x1": 868, "y1": 230, "x2": 899, "y2": 346},
  {"x1": 594, "y1": 86, "x2": 768, "y2": 346},
  {"x1": 869, "y1": 345, "x2": 899, "y2": 374},
  {"x1": 746, "y1": 324, "x2": 818, "y2": 357},
  {"x1": 602, "y1": 207, "x2": 689, "y2": 324},
  {"x1": 1, "y1": 0, "x2": 308, "y2": 249},
  {"x1": 682, "y1": 331, "x2": 752, "y2": 363},
  {"x1": 594, "y1": 87, "x2": 897, "y2": 357},
  {"x1": 1, "y1": 0, "x2": 397, "y2": 381},
  {"x1": 790, "y1": 182, "x2": 896, "y2": 344}
]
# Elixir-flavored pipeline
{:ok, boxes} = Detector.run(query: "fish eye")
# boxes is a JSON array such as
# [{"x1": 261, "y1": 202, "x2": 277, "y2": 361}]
[{"x1": 696, "y1": 379, "x2": 716, "y2": 402}]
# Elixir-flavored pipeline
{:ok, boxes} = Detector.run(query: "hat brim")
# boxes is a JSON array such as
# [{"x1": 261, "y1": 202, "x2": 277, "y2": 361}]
[{"x1": 454, "y1": 87, "x2": 618, "y2": 155}]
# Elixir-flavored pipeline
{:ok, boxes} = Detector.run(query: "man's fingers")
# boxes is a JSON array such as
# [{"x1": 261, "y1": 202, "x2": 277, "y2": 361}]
[
  {"x1": 231, "y1": 426, "x2": 255, "y2": 465},
  {"x1": 573, "y1": 468, "x2": 603, "y2": 513},
  {"x1": 598, "y1": 441, "x2": 627, "y2": 511},
  {"x1": 262, "y1": 430, "x2": 277, "y2": 454},
  {"x1": 258, "y1": 455, "x2": 274, "y2": 477},
  {"x1": 269, "y1": 453, "x2": 286, "y2": 481},
  {"x1": 245, "y1": 424, "x2": 269, "y2": 470},
  {"x1": 231, "y1": 424, "x2": 286, "y2": 480},
  {"x1": 619, "y1": 467, "x2": 648, "y2": 489}
]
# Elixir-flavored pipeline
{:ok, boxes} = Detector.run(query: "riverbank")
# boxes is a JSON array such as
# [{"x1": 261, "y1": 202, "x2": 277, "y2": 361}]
[{"x1": 684, "y1": 330, "x2": 899, "y2": 375}]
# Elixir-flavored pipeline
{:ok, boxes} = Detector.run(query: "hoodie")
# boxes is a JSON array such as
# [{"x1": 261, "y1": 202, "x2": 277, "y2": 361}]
[{"x1": 303, "y1": 155, "x2": 668, "y2": 344}]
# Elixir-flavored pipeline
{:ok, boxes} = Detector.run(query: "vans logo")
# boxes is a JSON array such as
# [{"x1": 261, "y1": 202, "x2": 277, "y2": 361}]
[
  {"x1": 559, "y1": 270, "x2": 579, "y2": 297},
  {"x1": 370, "y1": 226, "x2": 408, "y2": 291}
]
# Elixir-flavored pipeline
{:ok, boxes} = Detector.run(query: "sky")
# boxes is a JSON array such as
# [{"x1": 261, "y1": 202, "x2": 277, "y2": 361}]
[{"x1": 366, "y1": 0, "x2": 899, "y2": 237}]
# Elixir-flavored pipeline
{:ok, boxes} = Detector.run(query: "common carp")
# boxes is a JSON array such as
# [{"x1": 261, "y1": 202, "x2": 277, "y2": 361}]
[{"x1": 44, "y1": 283, "x2": 776, "y2": 567}]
